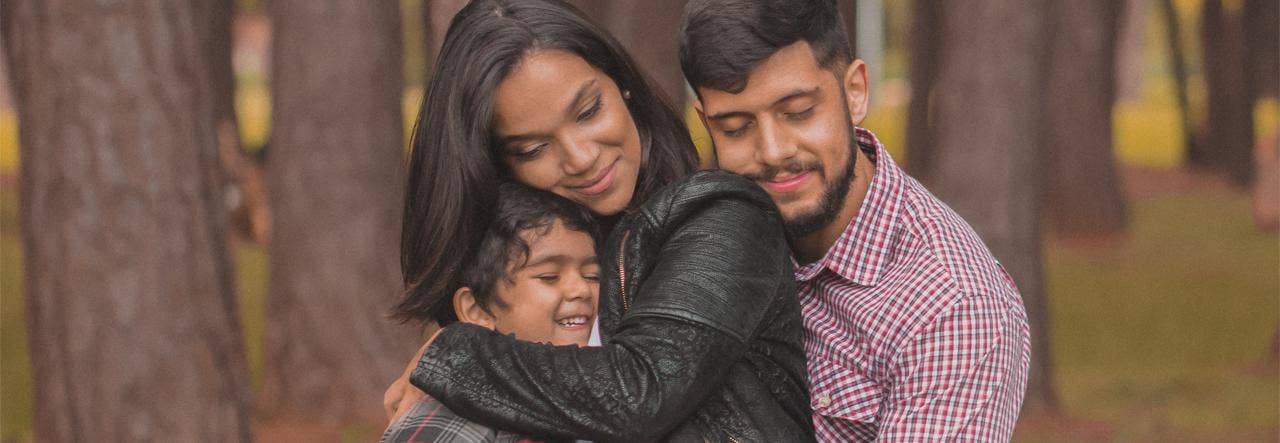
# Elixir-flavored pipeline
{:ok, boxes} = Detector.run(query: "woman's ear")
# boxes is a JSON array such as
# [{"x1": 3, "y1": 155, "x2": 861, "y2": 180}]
[{"x1": 453, "y1": 287, "x2": 496, "y2": 329}]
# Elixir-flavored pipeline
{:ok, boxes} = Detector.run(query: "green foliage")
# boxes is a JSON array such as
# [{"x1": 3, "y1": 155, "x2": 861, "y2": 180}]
[{"x1": 1040, "y1": 189, "x2": 1279, "y2": 439}]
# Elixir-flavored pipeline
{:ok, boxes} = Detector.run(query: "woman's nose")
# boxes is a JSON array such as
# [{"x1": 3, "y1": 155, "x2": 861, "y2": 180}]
[{"x1": 560, "y1": 135, "x2": 599, "y2": 176}]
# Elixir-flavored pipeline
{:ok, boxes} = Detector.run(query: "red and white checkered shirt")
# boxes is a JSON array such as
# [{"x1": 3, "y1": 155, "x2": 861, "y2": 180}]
[{"x1": 797, "y1": 128, "x2": 1031, "y2": 441}]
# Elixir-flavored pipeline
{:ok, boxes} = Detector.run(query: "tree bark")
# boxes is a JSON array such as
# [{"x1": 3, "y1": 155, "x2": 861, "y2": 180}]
[
  {"x1": 424, "y1": 0, "x2": 468, "y2": 81},
  {"x1": 1243, "y1": 0, "x2": 1279, "y2": 100},
  {"x1": 924, "y1": 0, "x2": 1057, "y2": 414},
  {"x1": 1157, "y1": 0, "x2": 1199, "y2": 166},
  {"x1": 192, "y1": 0, "x2": 272, "y2": 244},
  {"x1": 262, "y1": 0, "x2": 418, "y2": 424},
  {"x1": 1115, "y1": 0, "x2": 1147, "y2": 101},
  {"x1": 587, "y1": 1, "x2": 690, "y2": 107},
  {"x1": 2, "y1": 1, "x2": 252, "y2": 440},
  {"x1": 905, "y1": 0, "x2": 940, "y2": 175},
  {"x1": 1198, "y1": 0, "x2": 1255, "y2": 186},
  {"x1": 1043, "y1": 0, "x2": 1128, "y2": 237}
]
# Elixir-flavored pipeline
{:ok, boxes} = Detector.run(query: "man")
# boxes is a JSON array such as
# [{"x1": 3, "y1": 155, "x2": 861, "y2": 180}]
[{"x1": 680, "y1": 0, "x2": 1030, "y2": 440}]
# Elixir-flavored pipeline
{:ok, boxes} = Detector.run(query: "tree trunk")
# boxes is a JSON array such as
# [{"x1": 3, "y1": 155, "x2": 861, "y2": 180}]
[
  {"x1": 588, "y1": 1, "x2": 690, "y2": 107},
  {"x1": 424, "y1": 0, "x2": 468, "y2": 81},
  {"x1": 924, "y1": 0, "x2": 1057, "y2": 414},
  {"x1": 905, "y1": 0, "x2": 940, "y2": 175},
  {"x1": 1157, "y1": 0, "x2": 1199, "y2": 166},
  {"x1": 193, "y1": 0, "x2": 272, "y2": 244},
  {"x1": 2, "y1": 1, "x2": 252, "y2": 440},
  {"x1": 1243, "y1": 0, "x2": 1279, "y2": 100},
  {"x1": 262, "y1": 0, "x2": 418, "y2": 424},
  {"x1": 1199, "y1": 0, "x2": 1255, "y2": 186},
  {"x1": 1043, "y1": 0, "x2": 1127, "y2": 237},
  {"x1": 1115, "y1": 0, "x2": 1147, "y2": 101}
]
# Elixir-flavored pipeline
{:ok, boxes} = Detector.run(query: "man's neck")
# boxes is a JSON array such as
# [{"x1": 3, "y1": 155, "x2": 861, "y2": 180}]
[{"x1": 794, "y1": 147, "x2": 876, "y2": 264}]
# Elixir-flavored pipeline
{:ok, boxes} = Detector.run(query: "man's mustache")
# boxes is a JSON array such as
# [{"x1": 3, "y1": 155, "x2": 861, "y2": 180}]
[{"x1": 743, "y1": 160, "x2": 822, "y2": 182}]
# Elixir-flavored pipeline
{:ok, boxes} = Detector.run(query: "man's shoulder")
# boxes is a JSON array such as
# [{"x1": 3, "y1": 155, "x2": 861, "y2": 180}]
[{"x1": 891, "y1": 173, "x2": 1019, "y2": 301}]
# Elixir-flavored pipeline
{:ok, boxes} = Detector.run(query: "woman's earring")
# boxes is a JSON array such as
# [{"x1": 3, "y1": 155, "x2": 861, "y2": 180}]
[{"x1": 622, "y1": 90, "x2": 632, "y2": 100}]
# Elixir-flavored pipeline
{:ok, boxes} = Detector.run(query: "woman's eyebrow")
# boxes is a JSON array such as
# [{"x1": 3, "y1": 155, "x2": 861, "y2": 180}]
[{"x1": 563, "y1": 79, "x2": 599, "y2": 116}]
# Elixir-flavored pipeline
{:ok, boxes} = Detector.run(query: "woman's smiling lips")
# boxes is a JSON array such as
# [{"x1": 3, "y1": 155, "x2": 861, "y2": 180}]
[
  {"x1": 573, "y1": 161, "x2": 617, "y2": 196},
  {"x1": 761, "y1": 171, "x2": 811, "y2": 194}
]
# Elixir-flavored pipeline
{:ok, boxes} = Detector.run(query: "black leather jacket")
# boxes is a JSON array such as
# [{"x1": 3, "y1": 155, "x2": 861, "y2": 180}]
[{"x1": 411, "y1": 171, "x2": 814, "y2": 442}]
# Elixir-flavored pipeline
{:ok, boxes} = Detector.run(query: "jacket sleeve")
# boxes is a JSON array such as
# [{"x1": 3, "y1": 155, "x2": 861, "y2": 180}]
[{"x1": 410, "y1": 197, "x2": 792, "y2": 442}]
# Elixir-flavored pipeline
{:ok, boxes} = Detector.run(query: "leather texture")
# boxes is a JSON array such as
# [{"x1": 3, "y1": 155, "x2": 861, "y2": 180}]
[{"x1": 412, "y1": 170, "x2": 814, "y2": 442}]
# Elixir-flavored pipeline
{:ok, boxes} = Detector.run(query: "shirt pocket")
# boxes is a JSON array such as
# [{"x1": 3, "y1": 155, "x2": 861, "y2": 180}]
[{"x1": 808, "y1": 353, "x2": 882, "y2": 424}]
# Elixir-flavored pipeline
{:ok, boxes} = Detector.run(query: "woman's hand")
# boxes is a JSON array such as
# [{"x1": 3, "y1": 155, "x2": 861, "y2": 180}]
[{"x1": 382, "y1": 328, "x2": 443, "y2": 423}]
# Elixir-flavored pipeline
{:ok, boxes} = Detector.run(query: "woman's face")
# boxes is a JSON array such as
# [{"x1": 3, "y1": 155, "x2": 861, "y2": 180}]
[{"x1": 491, "y1": 50, "x2": 643, "y2": 216}]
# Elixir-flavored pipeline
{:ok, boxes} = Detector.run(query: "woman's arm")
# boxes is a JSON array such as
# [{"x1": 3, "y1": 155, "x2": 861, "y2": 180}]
[{"x1": 411, "y1": 197, "x2": 791, "y2": 441}]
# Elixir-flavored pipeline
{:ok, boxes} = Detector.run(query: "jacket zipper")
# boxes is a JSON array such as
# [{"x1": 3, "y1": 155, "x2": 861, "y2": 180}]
[{"x1": 617, "y1": 230, "x2": 631, "y2": 313}]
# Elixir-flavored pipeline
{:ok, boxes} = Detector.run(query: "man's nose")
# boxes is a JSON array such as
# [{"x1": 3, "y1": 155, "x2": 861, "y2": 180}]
[{"x1": 756, "y1": 118, "x2": 798, "y2": 167}]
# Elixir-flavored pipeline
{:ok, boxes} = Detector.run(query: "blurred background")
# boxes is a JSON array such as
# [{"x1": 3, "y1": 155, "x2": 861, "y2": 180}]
[{"x1": 0, "y1": 0, "x2": 1276, "y2": 441}]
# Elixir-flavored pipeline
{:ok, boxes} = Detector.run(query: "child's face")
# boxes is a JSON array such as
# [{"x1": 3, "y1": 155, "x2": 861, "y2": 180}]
[{"x1": 491, "y1": 221, "x2": 599, "y2": 346}]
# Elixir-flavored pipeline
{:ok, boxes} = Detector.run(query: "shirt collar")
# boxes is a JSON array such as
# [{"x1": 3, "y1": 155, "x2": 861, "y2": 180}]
[{"x1": 794, "y1": 128, "x2": 905, "y2": 286}]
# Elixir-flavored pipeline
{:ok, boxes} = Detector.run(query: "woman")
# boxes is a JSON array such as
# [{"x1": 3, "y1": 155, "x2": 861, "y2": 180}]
[{"x1": 386, "y1": 0, "x2": 812, "y2": 441}]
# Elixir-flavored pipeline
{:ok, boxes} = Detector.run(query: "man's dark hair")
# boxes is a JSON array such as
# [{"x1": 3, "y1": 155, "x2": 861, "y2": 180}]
[
  {"x1": 679, "y1": 0, "x2": 852, "y2": 94},
  {"x1": 433, "y1": 182, "x2": 599, "y2": 325}
]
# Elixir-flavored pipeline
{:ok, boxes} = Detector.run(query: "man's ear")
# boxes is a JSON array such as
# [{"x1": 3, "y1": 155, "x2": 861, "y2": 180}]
[
  {"x1": 453, "y1": 287, "x2": 496, "y2": 329},
  {"x1": 842, "y1": 59, "x2": 870, "y2": 127}
]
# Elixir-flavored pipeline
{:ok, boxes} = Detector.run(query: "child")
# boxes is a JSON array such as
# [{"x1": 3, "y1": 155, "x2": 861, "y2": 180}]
[{"x1": 381, "y1": 183, "x2": 600, "y2": 443}]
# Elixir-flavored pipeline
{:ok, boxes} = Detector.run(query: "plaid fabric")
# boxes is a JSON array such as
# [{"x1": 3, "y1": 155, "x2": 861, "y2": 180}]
[
  {"x1": 381, "y1": 397, "x2": 539, "y2": 443},
  {"x1": 796, "y1": 128, "x2": 1031, "y2": 442}
]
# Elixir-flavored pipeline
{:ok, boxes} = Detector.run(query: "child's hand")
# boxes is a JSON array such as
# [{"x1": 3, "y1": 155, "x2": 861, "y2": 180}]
[{"x1": 382, "y1": 328, "x2": 443, "y2": 423}]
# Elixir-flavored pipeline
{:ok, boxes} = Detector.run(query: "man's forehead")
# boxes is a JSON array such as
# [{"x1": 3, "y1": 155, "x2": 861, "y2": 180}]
[{"x1": 697, "y1": 41, "x2": 830, "y2": 115}]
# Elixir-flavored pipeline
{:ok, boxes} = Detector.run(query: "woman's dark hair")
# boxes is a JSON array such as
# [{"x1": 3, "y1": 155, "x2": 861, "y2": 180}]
[
  {"x1": 396, "y1": 0, "x2": 698, "y2": 323},
  {"x1": 440, "y1": 182, "x2": 599, "y2": 325},
  {"x1": 679, "y1": 0, "x2": 852, "y2": 94}
]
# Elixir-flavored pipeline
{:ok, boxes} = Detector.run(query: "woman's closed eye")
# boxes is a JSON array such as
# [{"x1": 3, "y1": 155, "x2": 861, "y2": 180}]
[
  {"x1": 511, "y1": 143, "x2": 549, "y2": 161},
  {"x1": 576, "y1": 95, "x2": 602, "y2": 122}
]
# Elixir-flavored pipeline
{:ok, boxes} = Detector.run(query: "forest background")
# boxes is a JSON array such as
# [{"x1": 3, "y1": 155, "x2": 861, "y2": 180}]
[{"x1": 1, "y1": 0, "x2": 1277, "y2": 441}]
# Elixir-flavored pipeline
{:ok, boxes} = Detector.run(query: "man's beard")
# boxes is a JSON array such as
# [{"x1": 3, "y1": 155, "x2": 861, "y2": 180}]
[{"x1": 779, "y1": 129, "x2": 858, "y2": 239}]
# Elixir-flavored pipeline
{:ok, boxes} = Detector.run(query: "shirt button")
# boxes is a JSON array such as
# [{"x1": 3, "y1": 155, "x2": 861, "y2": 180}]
[{"x1": 817, "y1": 393, "x2": 831, "y2": 408}]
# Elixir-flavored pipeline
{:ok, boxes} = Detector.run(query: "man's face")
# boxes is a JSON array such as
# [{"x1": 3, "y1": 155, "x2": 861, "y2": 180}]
[{"x1": 696, "y1": 41, "x2": 867, "y2": 238}]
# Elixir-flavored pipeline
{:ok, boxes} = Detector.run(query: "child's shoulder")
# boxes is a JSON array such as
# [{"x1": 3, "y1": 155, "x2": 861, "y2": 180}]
[{"x1": 380, "y1": 396, "x2": 538, "y2": 443}]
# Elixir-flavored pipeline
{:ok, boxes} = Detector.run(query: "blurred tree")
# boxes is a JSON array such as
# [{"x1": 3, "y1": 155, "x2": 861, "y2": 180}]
[
  {"x1": 261, "y1": 0, "x2": 418, "y2": 425},
  {"x1": 575, "y1": 1, "x2": 689, "y2": 107},
  {"x1": 196, "y1": 0, "x2": 239, "y2": 148},
  {"x1": 423, "y1": 0, "x2": 468, "y2": 81},
  {"x1": 922, "y1": 0, "x2": 1057, "y2": 414},
  {"x1": 1243, "y1": 0, "x2": 1278, "y2": 100},
  {"x1": 905, "y1": 0, "x2": 939, "y2": 175},
  {"x1": 1157, "y1": 0, "x2": 1199, "y2": 167},
  {"x1": 1198, "y1": 0, "x2": 1255, "y2": 186},
  {"x1": 1043, "y1": 0, "x2": 1128, "y2": 237},
  {"x1": 1115, "y1": 0, "x2": 1148, "y2": 101},
  {"x1": 195, "y1": 0, "x2": 273, "y2": 244},
  {"x1": 2, "y1": 1, "x2": 252, "y2": 440}
]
